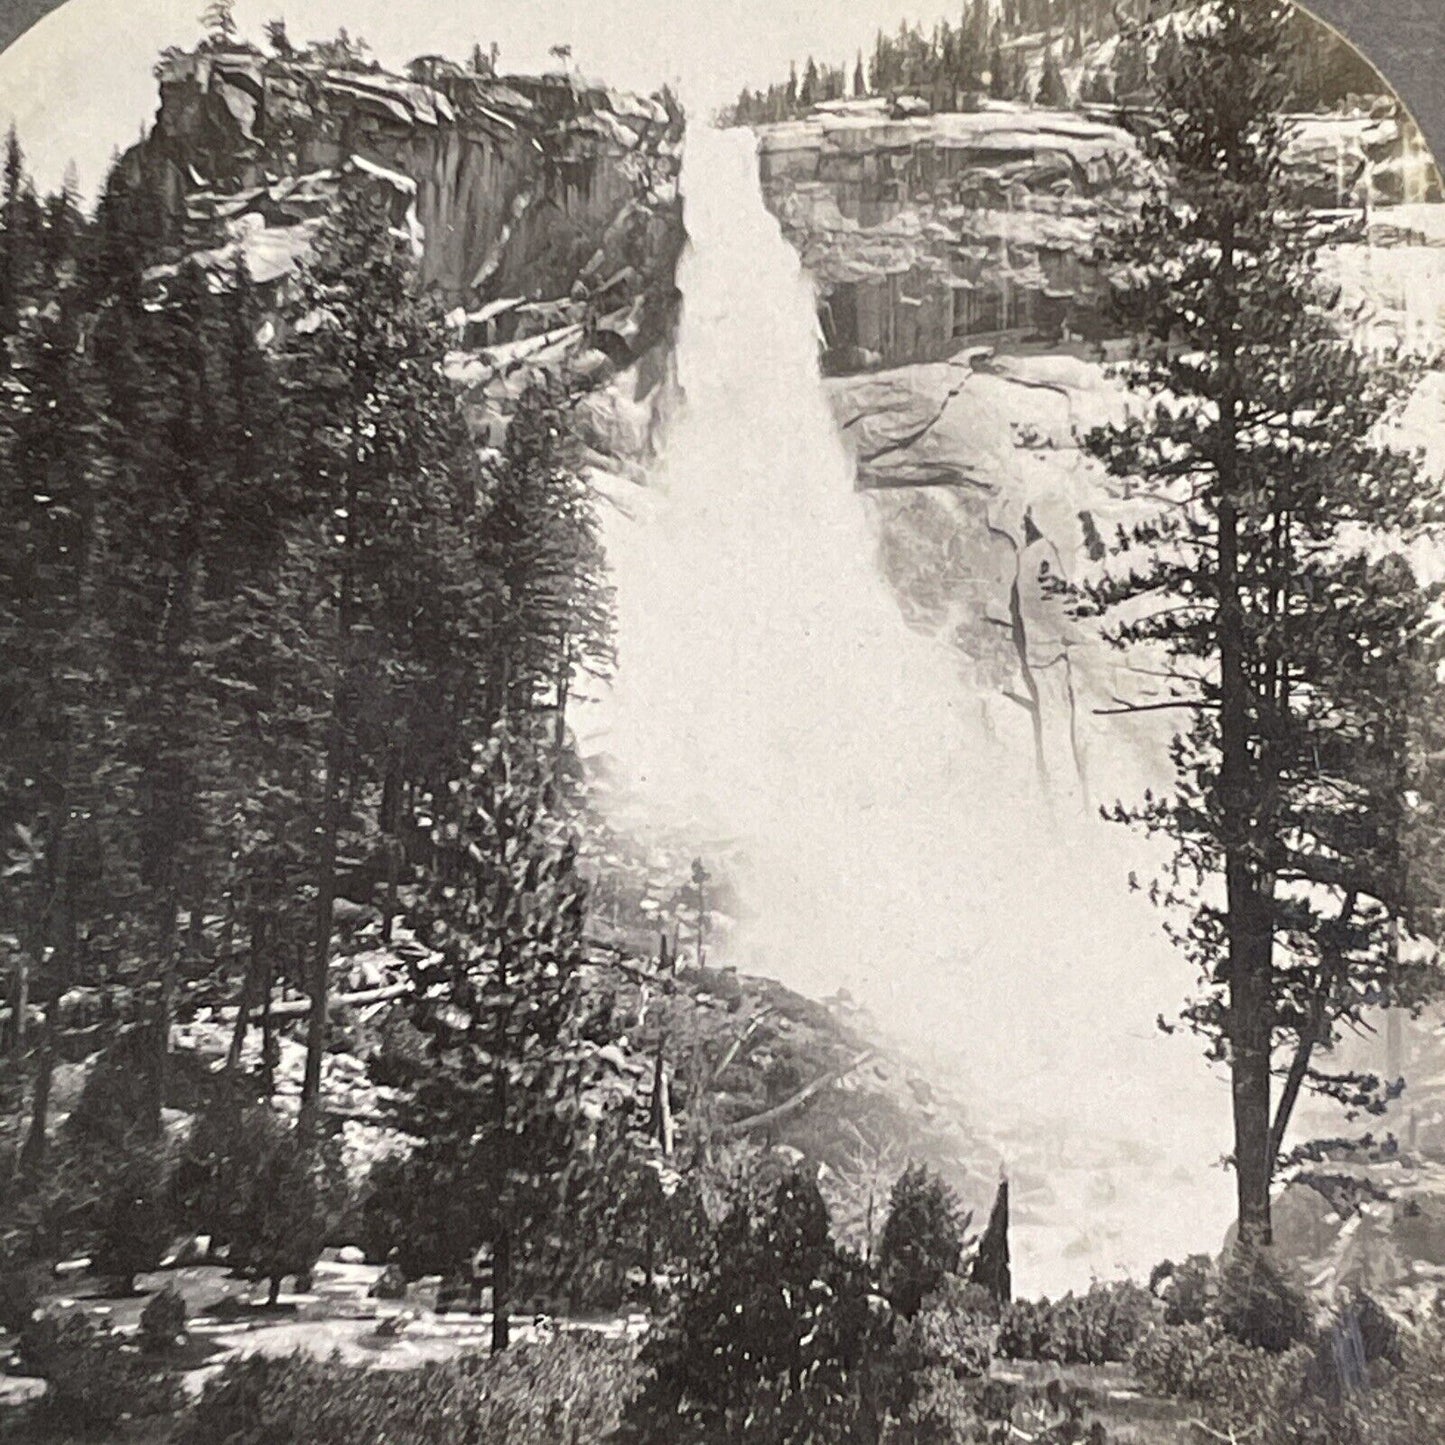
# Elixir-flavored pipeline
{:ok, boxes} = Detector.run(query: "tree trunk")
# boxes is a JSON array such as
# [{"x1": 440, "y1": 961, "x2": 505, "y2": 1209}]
[
  {"x1": 150, "y1": 894, "x2": 180, "y2": 1138},
  {"x1": 11, "y1": 952, "x2": 27, "y2": 1063},
  {"x1": 267, "y1": 1275, "x2": 281, "y2": 1308},
  {"x1": 1217, "y1": 361, "x2": 1273, "y2": 1244},
  {"x1": 18, "y1": 992, "x2": 56, "y2": 1174},
  {"x1": 491, "y1": 1229, "x2": 511, "y2": 1352},
  {"x1": 380, "y1": 755, "x2": 402, "y2": 947},
  {"x1": 21, "y1": 827, "x2": 74, "y2": 1171},
  {"x1": 260, "y1": 943, "x2": 275, "y2": 1100},
  {"x1": 552, "y1": 639, "x2": 571, "y2": 764},
  {"x1": 226, "y1": 908, "x2": 267, "y2": 1076},
  {"x1": 299, "y1": 705, "x2": 344, "y2": 1141},
  {"x1": 1227, "y1": 888, "x2": 1274, "y2": 1246}
]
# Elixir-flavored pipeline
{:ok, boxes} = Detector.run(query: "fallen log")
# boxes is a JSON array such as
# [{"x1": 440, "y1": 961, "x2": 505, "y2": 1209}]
[
  {"x1": 720, "y1": 1050, "x2": 875, "y2": 1139},
  {"x1": 217, "y1": 982, "x2": 411, "y2": 1023}
]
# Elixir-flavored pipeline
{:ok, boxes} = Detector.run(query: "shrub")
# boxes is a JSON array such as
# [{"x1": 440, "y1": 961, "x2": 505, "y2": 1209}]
[
  {"x1": 894, "y1": 1277, "x2": 994, "y2": 1384},
  {"x1": 1130, "y1": 1321, "x2": 1310, "y2": 1422},
  {"x1": 0, "y1": 1261, "x2": 44, "y2": 1335},
  {"x1": 357, "y1": 1147, "x2": 464, "y2": 1279},
  {"x1": 18, "y1": 1310, "x2": 180, "y2": 1426},
  {"x1": 1214, "y1": 1242, "x2": 1315, "y2": 1353},
  {"x1": 229, "y1": 1123, "x2": 349, "y2": 1305},
  {"x1": 91, "y1": 1145, "x2": 172, "y2": 1294},
  {"x1": 997, "y1": 1282, "x2": 1157, "y2": 1365},
  {"x1": 1132, "y1": 1322, "x2": 1235, "y2": 1401},
  {"x1": 178, "y1": 1100, "x2": 348, "y2": 1303},
  {"x1": 884, "y1": 1372, "x2": 1109, "y2": 1445},
  {"x1": 69, "y1": 1025, "x2": 160, "y2": 1147},
  {"x1": 878, "y1": 1165, "x2": 965, "y2": 1320},
  {"x1": 619, "y1": 1171, "x2": 892, "y2": 1445},
  {"x1": 367, "y1": 1012, "x2": 430, "y2": 1090},
  {"x1": 1149, "y1": 1252, "x2": 1215, "y2": 1326},
  {"x1": 177, "y1": 1333, "x2": 641, "y2": 1445},
  {"x1": 173, "y1": 1092, "x2": 273, "y2": 1248},
  {"x1": 139, "y1": 1284, "x2": 188, "y2": 1353}
]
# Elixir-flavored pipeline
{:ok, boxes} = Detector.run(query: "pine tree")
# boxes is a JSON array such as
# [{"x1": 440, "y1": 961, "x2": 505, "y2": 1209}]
[
  {"x1": 474, "y1": 377, "x2": 613, "y2": 746},
  {"x1": 989, "y1": 43, "x2": 1009, "y2": 99},
  {"x1": 199, "y1": 0, "x2": 237, "y2": 49},
  {"x1": 853, "y1": 51, "x2": 866, "y2": 98},
  {"x1": 971, "y1": 1177, "x2": 1011, "y2": 1303},
  {"x1": 799, "y1": 57, "x2": 818, "y2": 109},
  {"x1": 278, "y1": 186, "x2": 480, "y2": 1140},
  {"x1": 878, "y1": 1164, "x2": 964, "y2": 1318},
  {"x1": 1036, "y1": 44, "x2": 1069, "y2": 106},
  {"x1": 1113, "y1": 31, "x2": 1149, "y2": 102},
  {"x1": 0, "y1": 169, "x2": 109, "y2": 1169},
  {"x1": 98, "y1": 259, "x2": 249, "y2": 1133},
  {"x1": 1007, "y1": 49, "x2": 1030, "y2": 101},
  {"x1": 402, "y1": 726, "x2": 596, "y2": 1351},
  {"x1": 0, "y1": 126, "x2": 35, "y2": 346},
  {"x1": 1084, "y1": 0, "x2": 1445, "y2": 1246}
]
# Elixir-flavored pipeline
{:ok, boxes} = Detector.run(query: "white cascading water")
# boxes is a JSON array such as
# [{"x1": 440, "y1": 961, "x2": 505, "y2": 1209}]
[{"x1": 592, "y1": 123, "x2": 1236, "y2": 1294}]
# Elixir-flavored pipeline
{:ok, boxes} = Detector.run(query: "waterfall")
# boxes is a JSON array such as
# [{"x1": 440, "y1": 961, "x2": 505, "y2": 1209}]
[{"x1": 592, "y1": 123, "x2": 1235, "y2": 1294}]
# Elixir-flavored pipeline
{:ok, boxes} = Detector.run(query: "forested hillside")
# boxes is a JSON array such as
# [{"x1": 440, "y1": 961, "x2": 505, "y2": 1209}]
[
  {"x1": 723, "y1": 0, "x2": 1392, "y2": 122},
  {"x1": 0, "y1": 8, "x2": 1009, "y2": 1411}
]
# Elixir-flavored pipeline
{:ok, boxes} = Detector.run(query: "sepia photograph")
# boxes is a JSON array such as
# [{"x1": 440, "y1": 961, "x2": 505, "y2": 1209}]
[{"x1": 0, "y1": 0, "x2": 1443, "y2": 1439}]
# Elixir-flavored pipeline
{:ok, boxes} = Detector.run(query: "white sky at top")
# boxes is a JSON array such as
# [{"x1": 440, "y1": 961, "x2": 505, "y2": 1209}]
[{"x1": 0, "y1": 0, "x2": 948, "y2": 198}]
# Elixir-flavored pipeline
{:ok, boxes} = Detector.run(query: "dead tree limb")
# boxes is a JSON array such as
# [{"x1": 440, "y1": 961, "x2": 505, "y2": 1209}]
[{"x1": 721, "y1": 1050, "x2": 875, "y2": 1139}]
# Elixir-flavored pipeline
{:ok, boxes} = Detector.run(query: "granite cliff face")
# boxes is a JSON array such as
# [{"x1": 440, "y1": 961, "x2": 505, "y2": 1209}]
[
  {"x1": 755, "y1": 96, "x2": 1445, "y2": 1297},
  {"x1": 119, "y1": 44, "x2": 686, "y2": 468},
  {"x1": 759, "y1": 99, "x2": 1436, "y2": 375},
  {"x1": 752, "y1": 98, "x2": 1445, "y2": 794}
]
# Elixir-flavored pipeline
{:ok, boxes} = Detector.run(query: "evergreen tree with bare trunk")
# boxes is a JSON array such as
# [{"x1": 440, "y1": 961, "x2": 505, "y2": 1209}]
[{"x1": 1085, "y1": 0, "x2": 1445, "y2": 1248}]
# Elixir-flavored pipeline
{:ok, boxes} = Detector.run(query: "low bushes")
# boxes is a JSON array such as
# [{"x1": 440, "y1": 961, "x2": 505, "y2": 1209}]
[
  {"x1": 18, "y1": 1310, "x2": 180, "y2": 1428},
  {"x1": 886, "y1": 1278, "x2": 998, "y2": 1445},
  {"x1": 139, "y1": 1284, "x2": 188, "y2": 1353},
  {"x1": 1149, "y1": 1252, "x2": 1214, "y2": 1327},
  {"x1": 1213, "y1": 1243, "x2": 1315, "y2": 1353},
  {"x1": 1129, "y1": 1296, "x2": 1441, "y2": 1445},
  {"x1": 996, "y1": 1281, "x2": 1157, "y2": 1365},
  {"x1": 176, "y1": 1333, "x2": 641, "y2": 1445},
  {"x1": 1131, "y1": 1321, "x2": 1300, "y2": 1405},
  {"x1": 893, "y1": 1277, "x2": 995, "y2": 1384}
]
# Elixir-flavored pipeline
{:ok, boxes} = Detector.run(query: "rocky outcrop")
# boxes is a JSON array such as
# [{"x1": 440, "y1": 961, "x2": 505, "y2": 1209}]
[
  {"x1": 758, "y1": 100, "x2": 1437, "y2": 376},
  {"x1": 760, "y1": 102, "x2": 1144, "y2": 373},
  {"x1": 753, "y1": 99, "x2": 1445, "y2": 791},
  {"x1": 121, "y1": 45, "x2": 686, "y2": 467}
]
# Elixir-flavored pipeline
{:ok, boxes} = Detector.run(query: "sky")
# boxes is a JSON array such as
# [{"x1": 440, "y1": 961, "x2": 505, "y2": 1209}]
[{"x1": 0, "y1": 0, "x2": 944, "y2": 198}]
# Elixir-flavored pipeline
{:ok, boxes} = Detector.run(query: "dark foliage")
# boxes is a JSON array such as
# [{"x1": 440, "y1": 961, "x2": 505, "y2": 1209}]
[
  {"x1": 90, "y1": 1146, "x2": 171, "y2": 1293},
  {"x1": 17, "y1": 1311, "x2": 180, "y2": 1427},
  {"x1": 878, "y1": 1164, "x2": 966, "y2": 1319},
  {"x1": 174, "y1": 1096, "x2": 347, "y2": 1303},
  {"x1": 1149, "y1": 1252, "x2": 1215, "y2": 1327},
  {"x1": 619, "y1": 1171, "x2": 891, "y2": 1445},
  {"x1": 175, "y1": 1334, "x2": 640, "y2": 1445},
  {"x1": 1214, "y1": 1244, "x2": 1315, "y2": 1354},
  {"x1": 138, "y1": 1284, "x2": 188, "y2": 1353},
  {"x1": 996, "y1": 1282, "x2": 1157, "y2": 1365}
]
